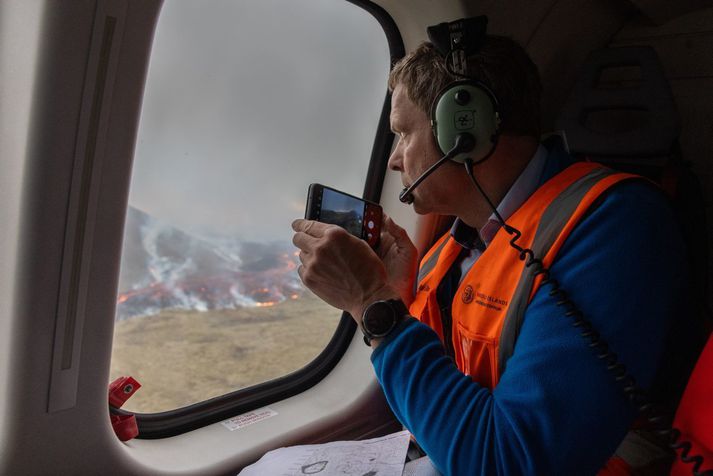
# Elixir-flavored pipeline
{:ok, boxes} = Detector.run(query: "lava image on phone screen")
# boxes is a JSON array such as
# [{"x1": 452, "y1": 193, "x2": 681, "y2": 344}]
[{"x1": 308, "y1": 185, "x2": 382, "y2": 248}]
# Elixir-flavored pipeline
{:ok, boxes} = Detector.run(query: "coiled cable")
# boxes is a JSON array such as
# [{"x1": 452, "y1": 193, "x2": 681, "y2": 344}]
[{"x1": 463, "y1": 159, "x2": 711, "y2": 475}]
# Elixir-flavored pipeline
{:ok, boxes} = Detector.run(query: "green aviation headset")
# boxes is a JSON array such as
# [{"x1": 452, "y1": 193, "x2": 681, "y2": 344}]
[
  {"x1": 399, "y1": 16, "x2": 502, "y2": 204},
  {"x1": 428, "y1": 16, "x2": 502, "y2": 165}
]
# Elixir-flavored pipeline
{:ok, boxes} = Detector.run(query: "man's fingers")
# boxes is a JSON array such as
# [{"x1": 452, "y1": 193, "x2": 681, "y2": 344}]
[
  {"x1": 297, "y1": 250, "x2": 308, "y2": 265},
  {"x1": 292, "y1": 219, "x2": 330, "y2": 236},
  {"x1": 384, "y1": 214, "x2": 404, "y2": 234},
  {"x1": 381, "y1": 214, "x2": 398, "y2": 235},
  {"x1": 292, "y1": 219, "x2": 336, "y2": 252},
  {"x1": 292, "y1": 230, "x2": 316, "y2": 251},
  {"x1": 381, "y1": 214, "x2": 412, "y2": 244},
  {"x1": 293, "y1": 220, "x2": 359, "y2": 253}
]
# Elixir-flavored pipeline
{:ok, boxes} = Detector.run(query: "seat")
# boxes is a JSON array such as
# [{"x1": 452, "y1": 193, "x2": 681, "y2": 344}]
[
  {"x1": 556, "y1": 44, "x2": 710, "y2": 381},
  {"x1": 555, "y1": 45, "x2": 712, "y2": 473},
  {"x1": 556, "y1": 46, "x2": 710, "y2": 332}
]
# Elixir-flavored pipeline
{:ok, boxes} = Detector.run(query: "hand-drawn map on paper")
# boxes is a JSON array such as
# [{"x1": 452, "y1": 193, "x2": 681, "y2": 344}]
[{"x1": 238, "y1": 431, "x2": 410, "y2": 476}]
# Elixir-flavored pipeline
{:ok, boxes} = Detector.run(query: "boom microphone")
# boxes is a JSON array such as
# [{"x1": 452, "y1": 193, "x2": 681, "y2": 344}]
[{"x1": 399, "y1": 133, "x2": 476, "y2": 204}]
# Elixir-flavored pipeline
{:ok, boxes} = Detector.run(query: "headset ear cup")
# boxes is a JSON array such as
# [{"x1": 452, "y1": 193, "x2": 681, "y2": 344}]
[{"x1": 431, "y1": 80, "x2": 500, "y2": 163}]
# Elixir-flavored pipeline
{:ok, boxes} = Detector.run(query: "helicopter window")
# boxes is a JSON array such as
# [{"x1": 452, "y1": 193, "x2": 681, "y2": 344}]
[{"x1": 110, "y1": 0, "x2": 390, "y2": 413}]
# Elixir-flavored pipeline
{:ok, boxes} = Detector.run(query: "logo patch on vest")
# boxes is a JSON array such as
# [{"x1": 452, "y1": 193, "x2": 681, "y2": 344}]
[
  {"x1": 462, "y1": 285, "x2": 508, "y2": 311},
  {"x1": 474, "y1": 291, "x2": 508, "y2": 312},
  {"x1": 462, "y1": 285, "x2": 474, "y2": 304}
]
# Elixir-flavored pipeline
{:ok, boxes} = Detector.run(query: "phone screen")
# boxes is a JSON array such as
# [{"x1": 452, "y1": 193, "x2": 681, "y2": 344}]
[{"x1": 306, "y1": 184, "x2": 381, "y2": 248}]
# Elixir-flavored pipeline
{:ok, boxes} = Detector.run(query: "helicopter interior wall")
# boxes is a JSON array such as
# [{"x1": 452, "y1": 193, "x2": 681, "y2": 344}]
[
  {"x1": 0, "y1": 1, "x2": 163, "y2": 474},
  {"x1": 0, "y1": 0, "x2": 711, "y2": 475},
  {"x1": 608, "y1": 7, "x2": 713, "y2": 310},
  {"x1": 0, "y1": 0, "x2": 45, "y2": 462}
]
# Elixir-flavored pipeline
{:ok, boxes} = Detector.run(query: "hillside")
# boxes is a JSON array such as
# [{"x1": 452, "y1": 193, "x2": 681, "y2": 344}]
[
  {"x1": 111, "y1": 206, "x2": 341, "y2": 413},
  {"x1": 117, "y1": 206, "x2": 302, "y2": 320},
  {"x1": 110, "y1": 292, "x2": 342, "y2": 413}
]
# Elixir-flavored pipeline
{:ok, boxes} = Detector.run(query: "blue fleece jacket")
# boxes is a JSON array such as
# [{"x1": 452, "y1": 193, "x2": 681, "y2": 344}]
[{"x1": 371, "y1": 147, "x2": 687, "y2": 475}]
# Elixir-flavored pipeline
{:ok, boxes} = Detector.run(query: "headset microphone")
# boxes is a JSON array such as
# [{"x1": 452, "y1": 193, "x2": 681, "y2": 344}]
[{"x1": 399, "y1": 133, "x2": 476, "y2": 204}]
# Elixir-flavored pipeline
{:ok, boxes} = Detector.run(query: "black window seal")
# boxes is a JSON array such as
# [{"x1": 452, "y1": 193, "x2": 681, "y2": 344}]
[{"x1": 112, "y1": 0, "x2": 404, "y2": 439}]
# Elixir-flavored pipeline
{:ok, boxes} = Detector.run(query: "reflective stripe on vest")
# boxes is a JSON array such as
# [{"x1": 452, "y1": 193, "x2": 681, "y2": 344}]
[{"x1": 408, "y1": 162, "x2": 638, "y2": 389}]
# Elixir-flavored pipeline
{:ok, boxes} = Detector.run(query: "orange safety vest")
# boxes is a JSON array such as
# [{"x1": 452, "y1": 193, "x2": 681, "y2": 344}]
[
  {"x1": 408, "y1": 162, "x2": 668, "y2": 474},
  {"x1": 409, "y1": 162, "x2": 636, "y2": 388}
]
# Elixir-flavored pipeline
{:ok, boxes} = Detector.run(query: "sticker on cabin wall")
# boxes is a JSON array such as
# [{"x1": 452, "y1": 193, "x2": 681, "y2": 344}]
[{"x1": 220, "y1": 407, "x2": 278, "y2": 431}]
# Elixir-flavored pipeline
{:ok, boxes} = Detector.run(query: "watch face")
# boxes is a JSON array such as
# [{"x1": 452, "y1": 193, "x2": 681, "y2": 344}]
[{"x1": 363, "y1": 301, "x2": 397, "y2": 337}]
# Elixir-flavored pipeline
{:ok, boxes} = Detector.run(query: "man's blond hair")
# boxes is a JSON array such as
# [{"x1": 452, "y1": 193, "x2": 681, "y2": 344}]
[{"x1": 389, "y1": 37, "x2": 542, "y2": 138}]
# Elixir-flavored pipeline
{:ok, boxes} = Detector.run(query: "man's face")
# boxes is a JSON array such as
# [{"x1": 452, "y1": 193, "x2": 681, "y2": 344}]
[{"x1": 388, "y1": 84, "x2": 459, "y2": 215}]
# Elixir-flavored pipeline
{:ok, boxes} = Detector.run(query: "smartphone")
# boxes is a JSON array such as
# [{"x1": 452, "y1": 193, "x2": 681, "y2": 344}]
[{"x1": 305, "y1": 183, "x2": 382, "y2": 248}]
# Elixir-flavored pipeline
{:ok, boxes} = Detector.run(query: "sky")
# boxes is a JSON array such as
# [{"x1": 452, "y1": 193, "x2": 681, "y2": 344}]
[{"x1": 128, "y1": 0, "x2": 390, "y2": 243}]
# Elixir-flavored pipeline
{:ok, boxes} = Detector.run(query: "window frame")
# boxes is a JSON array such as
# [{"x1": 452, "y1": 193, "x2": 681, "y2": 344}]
[{"x1": 110, "y1": 0, "x2": 404, "y2": 439}]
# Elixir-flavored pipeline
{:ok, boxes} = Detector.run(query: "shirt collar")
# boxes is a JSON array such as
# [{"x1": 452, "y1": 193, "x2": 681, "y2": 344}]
[{"x1": 451, "y1": 144, "x2": 548, "y2": 249}]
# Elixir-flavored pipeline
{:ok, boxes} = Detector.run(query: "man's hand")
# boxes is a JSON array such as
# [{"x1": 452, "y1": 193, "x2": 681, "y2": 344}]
[
  {"x1": 292, "y1": 219, "x2": 399, "y2": 322},
  {"x1": 376, "y1": 215, "x2": 418, "y2": 307}
]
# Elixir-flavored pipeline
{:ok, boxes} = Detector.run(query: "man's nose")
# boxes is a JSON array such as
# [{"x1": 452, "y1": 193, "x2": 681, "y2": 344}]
[{"x1": 387, "y1": 145, "x2": 402, "y2": 171}]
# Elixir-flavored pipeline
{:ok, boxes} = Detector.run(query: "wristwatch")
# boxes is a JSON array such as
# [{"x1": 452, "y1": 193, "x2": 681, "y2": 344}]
[{"x1": 360, "y1": 299, "x2": 409, "y2": 346}]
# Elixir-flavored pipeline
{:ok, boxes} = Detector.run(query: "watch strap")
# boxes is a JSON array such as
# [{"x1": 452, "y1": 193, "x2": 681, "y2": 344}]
[{"x1": 361, "y1": 299, "x2": 409, "y2": 346}]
